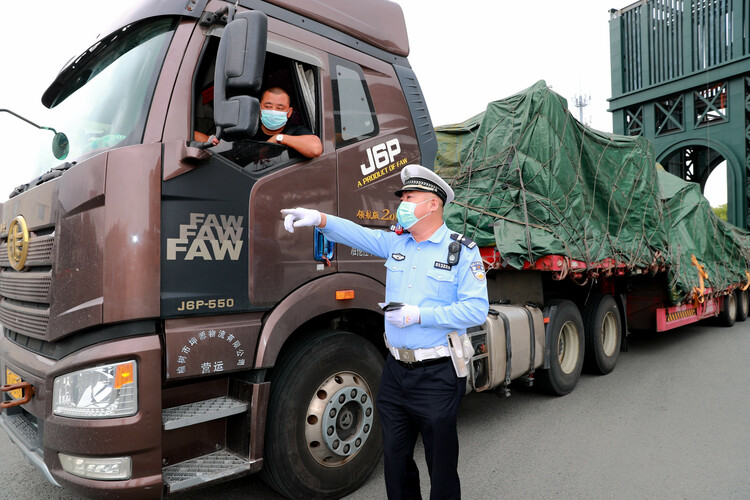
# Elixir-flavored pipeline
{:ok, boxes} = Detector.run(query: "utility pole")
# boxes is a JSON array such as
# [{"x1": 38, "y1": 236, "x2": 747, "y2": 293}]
[{"x1": 574, "y1": 93, "x2": 591, "y2": 124}]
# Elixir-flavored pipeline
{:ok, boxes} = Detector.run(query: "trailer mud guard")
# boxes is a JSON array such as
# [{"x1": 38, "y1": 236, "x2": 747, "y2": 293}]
[
  {"x1": 616, "y1": 293, "x2": 629, "y2": 352},
  {"x1": 542, "y1": 303, "x2": 557, "y2": 369}
]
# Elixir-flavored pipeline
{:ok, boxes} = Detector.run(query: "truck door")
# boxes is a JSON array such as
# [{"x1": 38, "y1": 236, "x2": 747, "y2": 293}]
[
  {"x1": 331, "y1": 54, "x2": 421, "y2": 278},
  {"x1": 161, "y1": 19, "x2": 337, "y2": 315}
]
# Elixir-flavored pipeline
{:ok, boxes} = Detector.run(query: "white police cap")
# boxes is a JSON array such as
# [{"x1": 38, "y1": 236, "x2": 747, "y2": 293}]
[{"x1": 394, "y1": 164, "x2": 454, "y2": 205}]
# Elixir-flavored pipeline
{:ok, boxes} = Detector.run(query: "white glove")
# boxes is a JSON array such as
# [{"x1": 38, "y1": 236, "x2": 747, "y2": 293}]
[
  {"x1": 385, "y1": 304, "x2": 420, "y2": 328},
  {"x1": 281, "y1": 207, "x2": 322, "y2": 233}
]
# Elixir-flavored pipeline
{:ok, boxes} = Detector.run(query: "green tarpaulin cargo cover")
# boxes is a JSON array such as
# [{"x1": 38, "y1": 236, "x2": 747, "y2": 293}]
[{"x1": 435, "y1": 80, "x2": 750, "y2": 304}]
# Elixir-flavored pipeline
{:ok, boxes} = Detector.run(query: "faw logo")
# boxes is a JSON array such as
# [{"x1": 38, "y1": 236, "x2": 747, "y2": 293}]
[
  {"x1": 7, "y1": 215, "x2": 29, "y2": 271},
  {"x1": 166, "y1": 213, "x2": 244, "y2": 261}
]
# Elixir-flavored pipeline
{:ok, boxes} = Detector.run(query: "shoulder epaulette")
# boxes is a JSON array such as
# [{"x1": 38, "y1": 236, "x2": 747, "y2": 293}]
[{"x1": 450, "y1": 232, "x2": 476, "y2": 249}]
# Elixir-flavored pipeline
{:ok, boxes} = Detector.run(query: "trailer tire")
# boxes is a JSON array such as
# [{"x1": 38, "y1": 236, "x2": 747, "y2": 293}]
[
  {"x1": 261, "y1": 331, "x2": 384, "y2": 499},
  {"x1": 537, "y1": 300, "x2": 584, "y2": 396},
  {"x1": 718, "y1": 293, "x2": 737, "y2": 327},
  {"x1": 582, "y1": 294, "x2": 621, "y2": 375},
  {"x1": 735, "y1": 289, "x2": 749, "y2": 322}
]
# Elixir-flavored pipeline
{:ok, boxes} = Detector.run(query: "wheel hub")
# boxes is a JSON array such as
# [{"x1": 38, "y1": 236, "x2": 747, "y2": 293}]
[
  {"x1": 339, "y1": 408, "x2": 354, "y2": 430},
  {"x1": 558, "y1": 320, "x2": 579, "y2": 374},
  {"x1": 601, "y1": 311, "x2": 618, "y2": 357},
  {"x1": 305, "y1": 371, "x2": 374, "y2": 467}
]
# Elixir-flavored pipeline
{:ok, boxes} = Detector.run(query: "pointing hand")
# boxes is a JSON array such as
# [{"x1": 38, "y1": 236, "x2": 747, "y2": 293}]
[{"x1": 281, "y1": 207, "x2": 322, "y2": 233}]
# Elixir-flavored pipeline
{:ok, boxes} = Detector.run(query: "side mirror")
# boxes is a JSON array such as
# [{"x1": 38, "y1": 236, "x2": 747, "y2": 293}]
[
  {"x1": 214, "y1": 11, "x2": 268, "y2": 140},
  {"x1": 0, "y1": 108, "x2": 69, "y2": 160},
  {"x1": 52, "y1": 132, "x2": 69, "y2": 160}
]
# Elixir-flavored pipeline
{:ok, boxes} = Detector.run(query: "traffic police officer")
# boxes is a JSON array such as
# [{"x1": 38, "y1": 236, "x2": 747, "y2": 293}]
[{"x1": 281, "y1": 164, "x2": 489, "y2": 499}]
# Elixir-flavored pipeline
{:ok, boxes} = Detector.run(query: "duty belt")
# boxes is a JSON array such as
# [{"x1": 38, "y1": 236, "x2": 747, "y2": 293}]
[{"x1": 383, "y1": 333, "x2": 454, "y2": 363}]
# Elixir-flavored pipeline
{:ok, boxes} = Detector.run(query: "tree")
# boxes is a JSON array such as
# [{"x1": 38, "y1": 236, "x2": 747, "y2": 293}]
[{"x1": 712, "y1": 203, "x2": 727, "y2": 221}]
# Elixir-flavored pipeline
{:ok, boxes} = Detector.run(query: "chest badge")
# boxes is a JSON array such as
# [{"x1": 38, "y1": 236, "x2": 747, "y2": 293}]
[{"x1": 391, "y1": 253, "x2": 405, "y2": 261}]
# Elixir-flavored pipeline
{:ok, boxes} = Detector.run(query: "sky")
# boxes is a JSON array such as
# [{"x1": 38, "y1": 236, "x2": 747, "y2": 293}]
[{"x1": 0, "y1": 0, "x2": 727, "y2": 205}]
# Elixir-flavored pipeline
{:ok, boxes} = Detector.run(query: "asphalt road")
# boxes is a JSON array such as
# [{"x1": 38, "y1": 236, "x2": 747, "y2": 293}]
[{"x1": 2, "y1": 320, "x2": 749, "y2": 499}]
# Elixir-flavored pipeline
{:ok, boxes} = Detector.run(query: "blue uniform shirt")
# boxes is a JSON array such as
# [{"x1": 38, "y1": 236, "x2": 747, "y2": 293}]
[{"x1": 321, "y1": 215, "x2": 490, "y2": 350}]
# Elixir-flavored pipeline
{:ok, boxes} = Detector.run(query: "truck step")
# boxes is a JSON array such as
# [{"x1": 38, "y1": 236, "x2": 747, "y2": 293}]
[
  {"x1": 163, "y1": 450, "x2": 252, "y2": 493},
  {"x1": 162, "y1": 396, "x2": 247, "y2": 430}
]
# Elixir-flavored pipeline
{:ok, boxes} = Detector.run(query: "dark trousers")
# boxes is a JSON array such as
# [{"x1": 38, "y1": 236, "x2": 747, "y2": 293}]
[{"x1": 376, "y1": 355, "x2": 465, "y2": 500}]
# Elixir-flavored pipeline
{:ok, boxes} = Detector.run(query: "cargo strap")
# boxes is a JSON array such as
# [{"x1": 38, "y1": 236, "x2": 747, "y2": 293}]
[
  {"x1": 690, "y1": 255, "x2": 708, "y2": 305},
  {"x1": 383, "y1": 334, "x2": 450, "y2": 363}
]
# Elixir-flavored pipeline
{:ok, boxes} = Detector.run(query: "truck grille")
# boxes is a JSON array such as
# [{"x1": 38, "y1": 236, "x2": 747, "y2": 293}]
[
  {"x1": 0, "y1": 232, "x2": 54, "y2": 339},
  {"x1": 0, "y1": 272, "x2": 51, "y2": 302},
  {"x1": 0, "y1": 301, "x2": 50, "y2": 337},
  {"x1": 0, "y1": 234, "x2": 54, "y2": 267}
]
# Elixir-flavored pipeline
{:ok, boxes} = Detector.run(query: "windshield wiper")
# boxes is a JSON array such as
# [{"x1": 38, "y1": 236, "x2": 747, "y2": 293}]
[{"x1": 9, "y1": 162, "x2": 74, "y2": 199}]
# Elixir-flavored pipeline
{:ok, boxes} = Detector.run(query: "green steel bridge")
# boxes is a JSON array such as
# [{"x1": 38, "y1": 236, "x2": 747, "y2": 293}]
[{"x1": 609, "y1": 0, "x2": 750, "y2": 228}]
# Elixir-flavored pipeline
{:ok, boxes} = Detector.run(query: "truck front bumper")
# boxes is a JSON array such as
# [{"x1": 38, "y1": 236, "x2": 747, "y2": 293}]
[
  {"x1": 0, "y1": 332, "x2": 164, "y2": 499},
  {"x1": 0, "y1": 409, "x2": 60, "y2": 486}
]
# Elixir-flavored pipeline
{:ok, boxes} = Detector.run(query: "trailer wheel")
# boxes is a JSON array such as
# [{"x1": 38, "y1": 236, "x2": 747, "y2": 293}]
[
  {"x1": 735, "y1": 289, "x2": 749, "y2": 322},
  {"x1": 261, "y1": 331, "x2": 384, "y2": 499},
  {"x1": 537, "y1": 300, "x2": 584, "y2": 396},
  {"x1": 582, "y1": 294, "x2": 621, "y2": 375},
  {"x1": 717, "y1": 293, "x2": 737, "y2": 327}
]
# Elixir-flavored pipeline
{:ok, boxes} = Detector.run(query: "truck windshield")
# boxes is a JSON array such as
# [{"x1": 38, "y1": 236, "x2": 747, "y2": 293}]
[{"x1": 33, "y1": 18, "x2": 176, "y2": 174}]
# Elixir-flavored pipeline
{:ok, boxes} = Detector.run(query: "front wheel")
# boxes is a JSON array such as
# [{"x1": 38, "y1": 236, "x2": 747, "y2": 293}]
[
  {"x1": 262, "y1": 331, "x2": 384, "y2": 499},
  {"x1": 537, "y1": 300, "x2": 585, "y2": 396}
]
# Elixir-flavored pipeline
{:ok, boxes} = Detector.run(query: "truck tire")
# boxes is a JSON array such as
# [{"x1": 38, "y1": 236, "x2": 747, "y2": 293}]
[
  {"x1": 537, "y1": 300, "x2": 585, "y2": 396},
  {"x1": 582, "y1": 294, "x2": 621, "y2": 375},
  {"x1": 718, "y1": 293, "x2": 737, "y2": 327},
  {"x1": 261, "y1": 331, "x2": 384, "y2": 499},
  {"x1": 735, "y1": 289, "x2": 749, "y2": 322}
]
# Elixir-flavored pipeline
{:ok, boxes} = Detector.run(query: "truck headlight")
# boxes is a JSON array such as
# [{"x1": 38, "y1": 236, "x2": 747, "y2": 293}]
[{"x1": 53, "y1": 360, "x2": 137, "y2": 418}]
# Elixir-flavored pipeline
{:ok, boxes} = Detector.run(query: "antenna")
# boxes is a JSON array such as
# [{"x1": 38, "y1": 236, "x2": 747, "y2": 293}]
[{"x1": 574, "y1": 93, "x2": 591, "y2": 124}]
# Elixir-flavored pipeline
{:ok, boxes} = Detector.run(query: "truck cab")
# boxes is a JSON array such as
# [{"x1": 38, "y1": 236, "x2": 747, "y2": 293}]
[{"x1": 0, "y1": 1, "x2": 436, "y2": 498}]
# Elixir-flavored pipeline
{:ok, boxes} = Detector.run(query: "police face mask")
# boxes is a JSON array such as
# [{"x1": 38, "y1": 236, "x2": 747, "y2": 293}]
[
  {"x1": 396, "y1": 199, "x2": 433, "y2": 229},
  {"x1": 260, "y1": 109, "x2": 289, "y2": 130}
]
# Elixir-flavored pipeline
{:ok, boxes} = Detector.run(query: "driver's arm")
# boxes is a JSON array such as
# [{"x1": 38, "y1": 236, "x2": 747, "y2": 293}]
[{"x1": 270, "y1": 133, "x2": 322, "y2": 158}]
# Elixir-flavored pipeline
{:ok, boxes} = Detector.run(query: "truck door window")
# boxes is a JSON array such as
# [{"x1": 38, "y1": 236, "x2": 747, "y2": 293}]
[
  {"x1": 330, "y1": 56, "x2": 378, "y2": 147},
  {"x1": 193, "y1": 38, "x2": 320, "y2": 173}
]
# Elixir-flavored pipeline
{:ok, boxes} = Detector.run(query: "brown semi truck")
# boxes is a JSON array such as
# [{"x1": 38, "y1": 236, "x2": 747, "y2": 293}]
[
  {"x1": 2, "y1": 1, "x2": 748, "y2": 499},
  {"x1": 0, "y1": 1, "x2": 428, "y2": 497}
]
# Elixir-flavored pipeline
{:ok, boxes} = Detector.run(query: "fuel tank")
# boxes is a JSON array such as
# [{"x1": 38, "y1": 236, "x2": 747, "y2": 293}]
[{"x1": 468, "y1": 304, "x2": 545, "y2": 392}]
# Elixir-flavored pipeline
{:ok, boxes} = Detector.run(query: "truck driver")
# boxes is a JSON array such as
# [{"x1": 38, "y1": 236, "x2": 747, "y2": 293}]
[{"x1": 253, "y1": 86, "x2": 322, "y2": 158}]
